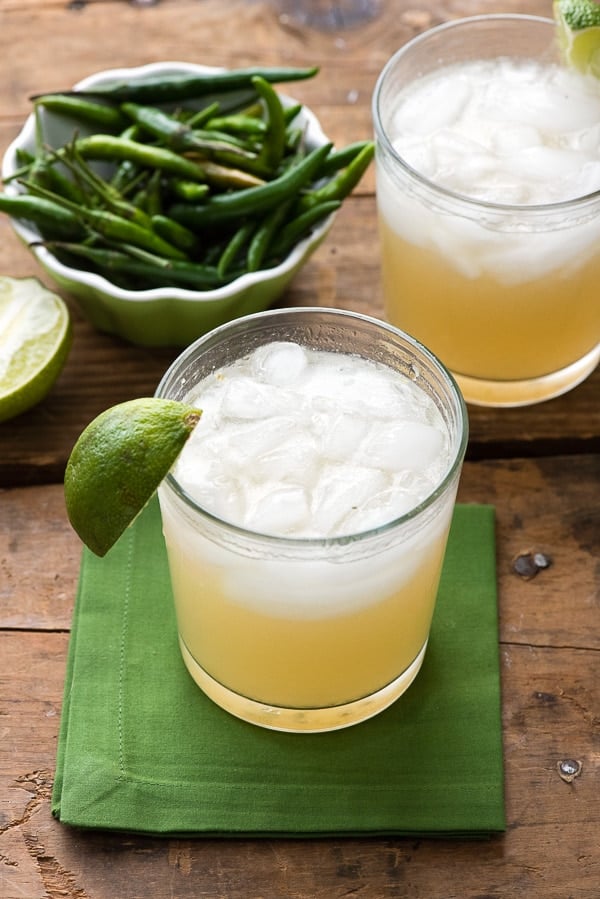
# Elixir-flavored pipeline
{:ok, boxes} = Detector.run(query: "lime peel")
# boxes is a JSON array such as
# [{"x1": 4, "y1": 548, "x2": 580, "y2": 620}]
[
  {"x1": 0, "y1": 275, "x2": 71, "y2": 423},
  {"x1": 64, "y1": 397, "x2": 202, "y2": 557}
]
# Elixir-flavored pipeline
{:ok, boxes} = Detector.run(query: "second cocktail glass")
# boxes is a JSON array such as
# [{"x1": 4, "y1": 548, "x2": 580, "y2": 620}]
[{"x1": 373, "y1": 15, "x2": 600, "y2": 407}]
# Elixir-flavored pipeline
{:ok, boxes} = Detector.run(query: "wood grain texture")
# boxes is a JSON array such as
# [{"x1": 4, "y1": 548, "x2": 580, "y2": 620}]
[{"x1": 1, "y1": 1, "x2": 599, "y2": 896}]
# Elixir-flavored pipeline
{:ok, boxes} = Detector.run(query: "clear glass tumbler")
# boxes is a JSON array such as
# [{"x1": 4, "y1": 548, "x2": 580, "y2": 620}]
[
  {"x1": 156, "y1": 308, "x2": 467, "y2": 732},
  {"x1": 373, "y1": 15, "x2": 600, "y2": 407},
  {"x1": 274, "y1": 0, "x2": 381, "y2": 31}
]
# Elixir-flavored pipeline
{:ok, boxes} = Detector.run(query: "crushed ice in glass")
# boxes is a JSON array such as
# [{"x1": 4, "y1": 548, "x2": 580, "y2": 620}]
[{"x1": 175, "y1": 342, "x2": 450, "y2": 537}]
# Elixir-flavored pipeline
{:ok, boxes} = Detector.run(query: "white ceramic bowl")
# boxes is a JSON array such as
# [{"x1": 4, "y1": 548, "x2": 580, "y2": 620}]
[{"x1": 2, "y1": 62, "x2": 336, "y2": 347}]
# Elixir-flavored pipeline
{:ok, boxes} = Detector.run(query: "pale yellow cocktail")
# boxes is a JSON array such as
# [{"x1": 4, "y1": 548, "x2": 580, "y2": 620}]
[
  {"x1": 160, "y1": 507, "x2": 449, "y2": 711},
  {"x1": 379, "y1": 216, "x2": 600, "y2": 383},
  {"x1": 373, "y1": 16, "x2": 600, "y2": 406},
  {"x1": 156, "y1": 308, "x2": 467, "y2": 733}
]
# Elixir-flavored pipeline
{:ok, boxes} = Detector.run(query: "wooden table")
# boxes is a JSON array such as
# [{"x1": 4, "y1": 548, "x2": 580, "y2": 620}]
[{"x1": 1, "y1": 1, "x2": 599, "y2": 896}]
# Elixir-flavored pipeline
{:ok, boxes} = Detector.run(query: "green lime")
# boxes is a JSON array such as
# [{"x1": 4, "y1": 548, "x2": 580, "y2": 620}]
[
  {"x1": 554, "y1": 0, "x2": 600, "y2": 75},
  {"x1": 64, "y1": 398, "x2": 202, "y2": 557},
  {"x1": 0, "y1": 275, "x2": 72, "y2": 423}
]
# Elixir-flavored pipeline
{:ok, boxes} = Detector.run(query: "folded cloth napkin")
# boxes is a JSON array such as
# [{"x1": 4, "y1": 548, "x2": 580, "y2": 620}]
[{"x1": 52, "y1": 498, "x2": 505, "y2": 837}]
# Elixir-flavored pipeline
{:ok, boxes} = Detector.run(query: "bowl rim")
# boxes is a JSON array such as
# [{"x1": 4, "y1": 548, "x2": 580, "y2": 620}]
[{"x1": 1, "y1": 61, "x2": 336, "y2": 305}]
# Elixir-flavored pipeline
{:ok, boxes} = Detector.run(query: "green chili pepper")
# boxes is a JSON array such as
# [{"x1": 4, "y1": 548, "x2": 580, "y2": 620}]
[
  {"x1": 185, "y1": 101, "x2": 220, "y2": 130},
  {"x1": 109, "y1": 125, "x2": 142, "y2": 192},
  {"x1": 50, "y1": 66, "x2": 319, "y2": 104},
  {"x1": 54, "y1": 142, "x2": 154, "y2": 228},
  {"x1": 151, "y1": 214, "x2": 198, "y2": 253},
  {"x1": 251, "y1": 76, "x2": 286, "y2": 171},
  {"x1": 0, "y1": 192, "x2": 86, "y2": 240},
  {"x1": 142, "y1": 170, "x2": 163, "y2": 217},
  {"x1": 70, "y1": 134, "x2": 210, "y2": 182},
  {"x1": 22, "y1": 149, "x2": 86, "y2": 205},
  {"x1": 170, "y1": 179, "x2": 211, "y2": 203},
  {"x1": 217, "y1": 220, "x2": 256, "y2": 277},
  {"x1": 297, "y1": 141, "x2": 374, "y2": 210},
  {"x1": 44, "y1": 241, "x2": 242, "y2": 289},
  {"x1": 33, "y1": 93, "x2": 127, "y2": 131},
  {"x1": 269, "y1": 200, "x2": 341, "y2": 259},
  {"x1": 70, "y1": 134, "x2": 263, "y2": 190},
  {"x1": 169, "y1": 142, "x2": 332, "y2": 227},
  {"x1": 317, "y1": 141, "x2": 373, "y2": 177},
  {"x1": 246, "y1": 201, "x2": 293, "y2": 272},
  {"x1": 120, "y1": 102, "x2": 255, "y2": 159},
  {"x1": 205, "y1": 113, "x2": 267, "y2": 137},
  {"x1": 283, "y1": 103, "x2": 303, "y2": 125},
  {"x1": 22, "y1": 180, "x2": 188, "y2": 260}
]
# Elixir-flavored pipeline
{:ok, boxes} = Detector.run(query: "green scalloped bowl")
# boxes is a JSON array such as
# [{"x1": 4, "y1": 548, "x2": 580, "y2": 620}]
[{"x1": 2, "y1": 62, "x2": 336, "y2": 347}]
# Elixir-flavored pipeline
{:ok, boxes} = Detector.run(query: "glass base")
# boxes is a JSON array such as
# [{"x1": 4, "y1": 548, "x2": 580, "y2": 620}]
[
  {"x1": 276, "y1": 0, "x2": 381, "y2": 32},
  {"x1": 178, "y1": 636, "x2": 428, "y2": 733},
  {"x1": 453, "y1": 344, "x2": 600, "y2": 407}
]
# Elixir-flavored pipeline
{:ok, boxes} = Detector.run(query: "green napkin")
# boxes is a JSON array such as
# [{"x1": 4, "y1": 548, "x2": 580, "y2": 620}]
[{"x1": 52, "y1": 499, "x2": 505, "y2": 837}]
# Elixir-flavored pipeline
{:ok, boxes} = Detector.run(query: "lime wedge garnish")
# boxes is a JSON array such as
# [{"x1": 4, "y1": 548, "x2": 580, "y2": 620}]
[
  {"x1": 0, "y1": 276, "x2": 71, "y2": 422},
  {"x1": 554, "y1": 0, "x2": 600, "y2": 75},
  {"x1": 64, "y1": 398, "x2": 202, "y2": 556}
]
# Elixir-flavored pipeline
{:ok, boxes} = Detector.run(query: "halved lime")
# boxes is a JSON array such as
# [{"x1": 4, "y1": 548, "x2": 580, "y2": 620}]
[
  {"x1": 0, "y1": 276, "x2": 72, "y2": 423},
  {"x1": 554, "y1": 0, "x2": 600, "y2": 76},
  {"x1": 64, "y1": 398, "x2": 202, "y2": 556}
]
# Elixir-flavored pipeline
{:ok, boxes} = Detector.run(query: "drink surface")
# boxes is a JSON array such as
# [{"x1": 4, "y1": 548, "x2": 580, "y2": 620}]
[
  {"x1": 388, "y1": 59, "x2": 600, "y2": 204},
  {"x1": 173, "y1": 341, "x2": 450, "y2": 539}
]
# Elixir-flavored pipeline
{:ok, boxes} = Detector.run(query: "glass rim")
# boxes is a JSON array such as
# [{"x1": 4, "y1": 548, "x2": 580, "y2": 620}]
[
  {"x1": 156, "y1": 306, "x2": 469, "y2": 548},
  {"x1": 372, "y1": 14, "x2": 600, "y2": 215}
]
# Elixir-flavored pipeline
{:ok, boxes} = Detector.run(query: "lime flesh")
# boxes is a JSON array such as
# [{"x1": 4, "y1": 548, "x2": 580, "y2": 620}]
[
  {"x1": 64, "y1": 398, "x2": 202, "y2": 556},
  {"x1": 0, "y1": 276, "x2": 72, "y2": 423}
]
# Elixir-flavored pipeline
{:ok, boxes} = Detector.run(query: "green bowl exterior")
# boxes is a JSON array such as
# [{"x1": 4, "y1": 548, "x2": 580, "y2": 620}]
[{"x1": 34, "y1": 233, "x2": 328, "y2": 348}]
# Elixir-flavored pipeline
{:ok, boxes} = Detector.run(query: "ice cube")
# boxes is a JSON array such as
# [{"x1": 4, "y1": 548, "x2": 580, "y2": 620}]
[
  {"x1": 252, "y1": 432, "x2": 320, "y2": 486},
  {"x1": 359, "y1": 420, "x2": 445, "y2": 473},
  {"x1": 214, "y1": 417, "x2": 299, "y2": 473},
  {"x1": 244, "y1": 484, "x2": 310, "y2": 535},
  {"x1": 394, "y1": 75, "x2": 471, "y2": 135},
  {"x1": 250, "y1": 341, "x2": 309, "y2": 386},
  {"x1": 311, "y1": 464, "x2": 389, "y2": 535},
  {"x1": 319, "y1": 411, "x2": 370, "y2": 462},
  {"x1": 510, "y1": 146, "x2": 588, "y2": 188},
  {"x1": 493, "y1": 123, "x2": 541, "y2": 154},
  {"x1": 219, "y1": 376, "x2": 289, "y2": 420},
  {"x1": 342, "y1": 487, "x2": 417, "y2": 534},
  {"x1": 203, "y1": 478, "x2": 247, "y2": 524}
]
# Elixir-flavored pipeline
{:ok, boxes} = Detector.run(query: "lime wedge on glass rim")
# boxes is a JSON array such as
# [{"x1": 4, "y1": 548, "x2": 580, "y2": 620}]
[
  {"x1": 554, "y1": 0, "x2": 600, "y2": 75},
  {"x1": 0, "y1": 275, "x2": 71, "y2": 423},
  {"x1": 64, "y1": 398, "x2": 202, "y2": 557}
]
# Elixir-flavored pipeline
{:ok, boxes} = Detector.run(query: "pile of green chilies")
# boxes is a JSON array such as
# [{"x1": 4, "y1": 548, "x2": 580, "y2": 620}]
[{"x1": 0, "y1": 66, "x2": 374, "y2": 292}]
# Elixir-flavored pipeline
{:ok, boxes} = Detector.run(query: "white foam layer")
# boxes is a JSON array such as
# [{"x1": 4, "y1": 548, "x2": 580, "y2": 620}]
[
  {"x1": 159, "y1": 481, "x2": 456, "y2": 620},
  {"x1": 174, "y1": 342, "x2": 450, "y2": 539}
]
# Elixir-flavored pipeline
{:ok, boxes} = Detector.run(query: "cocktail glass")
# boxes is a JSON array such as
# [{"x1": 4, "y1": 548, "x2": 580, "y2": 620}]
[
  {"x1": 373, "y1": 15, "x2": 600, "y2": 407},
  {"x1": 156, "y1": 308, "x2": 467, "y2": 732}
]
